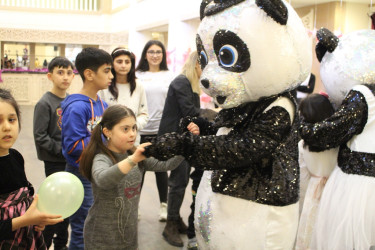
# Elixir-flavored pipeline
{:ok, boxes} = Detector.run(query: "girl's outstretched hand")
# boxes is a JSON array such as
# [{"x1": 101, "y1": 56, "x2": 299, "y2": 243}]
[
  {"x1": 12, "y1": 195, "x2": 63, "y2": 231},
  {"x1": 132, "y1": 142, "x2": 152, "y2": 163}
]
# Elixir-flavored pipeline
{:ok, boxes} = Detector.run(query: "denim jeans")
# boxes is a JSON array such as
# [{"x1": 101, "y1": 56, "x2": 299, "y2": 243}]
[
  {"x1": 65, "y1": 164, "x2": 93, "y2": 250},
  {"x1": 167, "y1": 160, "x2": 191, "y2": 220}
]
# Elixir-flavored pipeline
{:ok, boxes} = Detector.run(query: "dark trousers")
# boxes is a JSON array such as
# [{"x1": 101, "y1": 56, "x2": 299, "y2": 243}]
[
  {"x1": 167, "y1": 160, "x2": 191, "y2": 220},
  {"x1": 140, "y1": 135, "x2": 168, "y2": 203},
  {"x1": 187, "y1": 169, "x2": 204, "y2": 239},
  {"x1": 43, "y1": 161, "x2": 69, "y2": 249},
  {"x1": 65, "y1": 163, "x2": 93, "y2": 250}
]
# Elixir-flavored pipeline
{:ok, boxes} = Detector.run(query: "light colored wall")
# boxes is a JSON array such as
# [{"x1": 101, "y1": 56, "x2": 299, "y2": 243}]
[
  {"x1": 0, "y1": 72, "x2": 83, "y2": 105},
  {"x1": 1, "y1": 0, "x2": 374, "y2": 101},
  {"x1": 344, "y1": 3, "x2": 371, "y2": 32},
  {"x1": 115, "y1": 0, "x2": 201, "y2": 71},
  {"x1": 0, "y1": 9, "x2": 110, "y2": 33},
  {"x1": 296, "y1": 2, "x2": 373, "y2": 93}
]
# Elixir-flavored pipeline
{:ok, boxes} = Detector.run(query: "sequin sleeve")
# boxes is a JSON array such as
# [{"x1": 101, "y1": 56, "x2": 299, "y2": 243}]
[
  {"x1": 179, "y1": 116, "x2": 218, "y2": 135},
  {"x1": 145, "y1": 105, "x2": 292, "y2": 169},
  {"x1": 300, "y1": 90, "x2": 368, "y2": 152}
]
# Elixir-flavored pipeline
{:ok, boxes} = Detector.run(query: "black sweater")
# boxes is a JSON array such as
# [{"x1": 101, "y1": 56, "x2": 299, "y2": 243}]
[
  {"x1": 158, "y1": 74, "x2": 200, "y2": 135},
  {"x1": 0, "y1": 149, "x2": 29, "y2": 240}
]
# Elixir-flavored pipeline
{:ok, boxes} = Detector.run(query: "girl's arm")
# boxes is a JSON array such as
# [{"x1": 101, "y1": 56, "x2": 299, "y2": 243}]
[
  {"x1": 117, "y1": 143, "x2": 150, "y2": 174},
  {"x1": 0, "y1": 195, "x2": 63, "y2": 240},
  {"x1": 92, "y1": 143, "x2": 151, "y2": 190},
  {"x1": 145, "y1": 103, "x2": 293, "y2": 170},
  {"x1": 135, "y1": 82, "x2": 149, "y2": 131},
  {"x1": 12, "y1": 195, "x2": 63, "y2": 231},
  {"x1": 142, "y1": 156, "x2": 185, "y2": 172}
]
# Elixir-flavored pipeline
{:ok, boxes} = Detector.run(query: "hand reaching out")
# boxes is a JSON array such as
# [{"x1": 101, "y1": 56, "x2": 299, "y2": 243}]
[
  {"x1": 12, "y1": 195, "x2": 63, "y2": 232},
  {"x1": 118, "y1": 142, "x2": 152, "y2": 174},
  {"x1": 131, "y1": 142, "x2": 152, "y2": 163}
]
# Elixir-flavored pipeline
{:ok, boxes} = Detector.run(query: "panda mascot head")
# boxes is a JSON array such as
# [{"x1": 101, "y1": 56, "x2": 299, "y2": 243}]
[
  {"x1": 197, "y1": 0, "x2": 312, "y2": 109},
  {"x1": 316, "y1": 28, "x2": 375, "y2": 107}
]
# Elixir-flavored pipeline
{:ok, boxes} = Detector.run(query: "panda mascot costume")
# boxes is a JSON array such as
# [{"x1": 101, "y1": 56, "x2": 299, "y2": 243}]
[
  {"x1": 144, "y1": 0, "x2": 311, "y2": 248},
  {"x1": 300, "y1": 28, "x2": 375, "y2": 249}
]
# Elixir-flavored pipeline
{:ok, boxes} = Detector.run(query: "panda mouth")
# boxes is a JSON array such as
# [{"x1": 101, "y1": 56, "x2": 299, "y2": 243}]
[{"x1": 216, "y1": 95, "x2": 227, "y2": 104}]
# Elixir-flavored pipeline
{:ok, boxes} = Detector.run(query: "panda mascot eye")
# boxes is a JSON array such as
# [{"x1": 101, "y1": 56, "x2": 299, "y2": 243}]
[
  {"x1": 200, "y1": 51, "x2": 208, "y2": 69},
  {"x1": 219, "y1": 45, "x2": 238, "y2": 67},
  {"x1": 213, "y1": 29, "x2": 250, "y2": 72},
  {"x1": 196, "y1": 34, "x2": 208, "y2": 69}
]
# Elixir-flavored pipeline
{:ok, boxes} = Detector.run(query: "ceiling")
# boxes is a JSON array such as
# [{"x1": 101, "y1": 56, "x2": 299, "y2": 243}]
[{"x1": 291, "y1": 0, "x2": 374, "y2": 8}]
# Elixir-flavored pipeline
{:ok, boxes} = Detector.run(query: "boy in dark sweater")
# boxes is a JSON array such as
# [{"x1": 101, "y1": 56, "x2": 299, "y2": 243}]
[{"x1": 33, "y1": 56, "x2": 75, "y2": 250}]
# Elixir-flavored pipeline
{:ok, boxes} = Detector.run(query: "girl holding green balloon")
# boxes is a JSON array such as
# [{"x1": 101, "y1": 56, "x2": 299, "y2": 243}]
[
  {"x1": 79, "y1": 104, "x2": 184, "y2": 250},
  {"x1": 0, "y1": 88, "x2": 63, "y2": 249}
]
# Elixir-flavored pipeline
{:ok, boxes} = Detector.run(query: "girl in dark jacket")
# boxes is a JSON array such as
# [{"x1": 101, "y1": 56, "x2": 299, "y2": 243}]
[{"x1": 158, "y1": 51, "x2": 202, "y2": 248}]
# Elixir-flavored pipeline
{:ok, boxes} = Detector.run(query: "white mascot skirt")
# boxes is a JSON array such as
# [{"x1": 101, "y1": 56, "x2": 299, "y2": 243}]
[
  {"x1": 312, "y1": 166, "x2": 375, "y2": 250},
  {"x1": 194, "y1": 171, "x2": 299, "y2": 250}
]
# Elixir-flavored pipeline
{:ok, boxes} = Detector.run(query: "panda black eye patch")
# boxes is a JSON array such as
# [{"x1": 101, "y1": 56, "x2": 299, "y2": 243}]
[
  {"x1": 196, "y1": 34, "x2": 208, "y2": 70},
  {"x1": 213, "y1": 29, "x2": 250, "y2": 73}
]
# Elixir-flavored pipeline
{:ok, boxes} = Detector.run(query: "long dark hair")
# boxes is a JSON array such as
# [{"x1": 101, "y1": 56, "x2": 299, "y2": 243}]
[
  {"x1": 135, "y1": 40, "x2": 169, "y2": 72},
  {"x1": 109, "y1": 47, "x2": 137, "y2": 100},
  {"x1": 0, "y1": 88, "x2": 21, "y2": 129},
  {"x1": 80, "y1": 105, "x2": 136, "y2": 181},
  {"x1": 299, "y1": 93, "x2": 334, "y2": 123}
]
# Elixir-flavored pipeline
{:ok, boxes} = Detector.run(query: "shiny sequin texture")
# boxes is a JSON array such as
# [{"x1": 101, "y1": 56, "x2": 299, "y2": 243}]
[
  {"x1": 198, "y1": 200, "x2": 213, "y2": 244},
  {"x1": 205, "y1": 0, "x2": 246, "y2": 17},
  {"x1": 318, "y1": 29, "x2": 375, "y2": 107},
  {"x1": 300, "y1": 89, "x2": 368, "y2": 151},
  {"x1": 300, "y1": 85, "x2": 375, "y2": 177},
  {"x1": 255, "y1": 0, "x2": 288, "y2": 25},
  {"x1": 144, "y1": 92, "x2": 300, "y2": 206},
  {"x1": 315, "y1": 28, "x2": 339, "y2": 62},
  {"x1": 197, "y1": 1, "x2": 247, "y2": 108}
]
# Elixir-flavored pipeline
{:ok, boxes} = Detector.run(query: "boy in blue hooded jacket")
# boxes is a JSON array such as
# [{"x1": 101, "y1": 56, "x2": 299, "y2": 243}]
[{"x1": 61, "y1": 47, "x2": 113, "y2": 250}]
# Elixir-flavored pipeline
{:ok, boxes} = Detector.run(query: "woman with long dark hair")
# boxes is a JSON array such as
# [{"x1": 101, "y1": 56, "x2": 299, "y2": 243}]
[{"x1": 136, "y1": 40, "x2": 175, "y2": 222}]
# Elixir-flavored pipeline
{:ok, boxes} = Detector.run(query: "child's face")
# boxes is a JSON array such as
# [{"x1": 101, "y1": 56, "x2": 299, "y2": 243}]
[
  {"x1": 106, "y1": 116, "x2": 137, "y2": 154},
  {"x1": 113, "y1": 55, "x2": 132, "y2": 77},
  {"x1": 48, "y1": 66, "x2": 75, "y2": 91},
  {"x1": 92, "y1": 64, "x2": 114, "y2": 90},
  {"x1": 146, "y1": 45, "x2": 163, "y2": 68},
  {"x1": 0, "y1": 102, "x2": 19, "y2": 156}
]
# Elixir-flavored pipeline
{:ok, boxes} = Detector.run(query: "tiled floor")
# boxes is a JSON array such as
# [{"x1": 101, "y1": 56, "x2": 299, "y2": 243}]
[{"x1": 14, "y1": 105, "x2": 193, "y2": 250}]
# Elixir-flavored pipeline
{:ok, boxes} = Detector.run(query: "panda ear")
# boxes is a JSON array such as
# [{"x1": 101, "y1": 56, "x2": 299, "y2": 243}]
[
  {"x1": 200, "y1": 0, "x2": 213, "y2": 20},
  {"x1": 203, "y1": 0, "x2": 245, "y2": 18},
  {"x1": 256, "y1": 0, "x2": 288, "y2": 25},
  {"x1": 315, "y1": 28, "x2": 339, "y2": 62}
]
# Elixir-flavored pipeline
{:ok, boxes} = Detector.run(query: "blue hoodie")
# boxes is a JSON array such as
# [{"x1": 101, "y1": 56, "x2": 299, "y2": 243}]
[{"x1": 61, "y1": 94, "x2": 108, "y2": 168}]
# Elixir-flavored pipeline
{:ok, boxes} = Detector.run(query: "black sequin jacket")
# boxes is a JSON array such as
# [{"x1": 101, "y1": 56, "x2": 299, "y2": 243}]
[
  {"x1": 144, "y1": 92, "x2": 300, "y2": 206},
  {"x1": 300, "y1": 84, "x2": 375, "y2": 177}
]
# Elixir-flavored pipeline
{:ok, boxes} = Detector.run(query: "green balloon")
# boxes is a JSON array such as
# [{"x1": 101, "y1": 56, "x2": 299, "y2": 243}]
[{"x1": 37, "y1": 172, "x2": 84, "y2": 219}]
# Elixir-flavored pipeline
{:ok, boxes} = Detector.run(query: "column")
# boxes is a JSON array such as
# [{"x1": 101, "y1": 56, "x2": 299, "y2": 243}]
[
  {"x1": 59, "y1": 44, "x2": 66, "y2": 57},
  {"x1": 29, "y1": 43, "x2": 35, "y2": 70}
]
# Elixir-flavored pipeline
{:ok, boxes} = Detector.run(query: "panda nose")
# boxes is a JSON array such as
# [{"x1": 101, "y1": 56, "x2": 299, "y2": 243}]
[{"x1": 201, "y1": 79, "x2": 210, "y2": 89}]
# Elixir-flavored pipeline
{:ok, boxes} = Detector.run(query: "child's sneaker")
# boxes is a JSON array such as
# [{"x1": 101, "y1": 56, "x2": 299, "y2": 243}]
[{"x1": 159, "y1": 202, "x2": 167, "y2": 222}]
